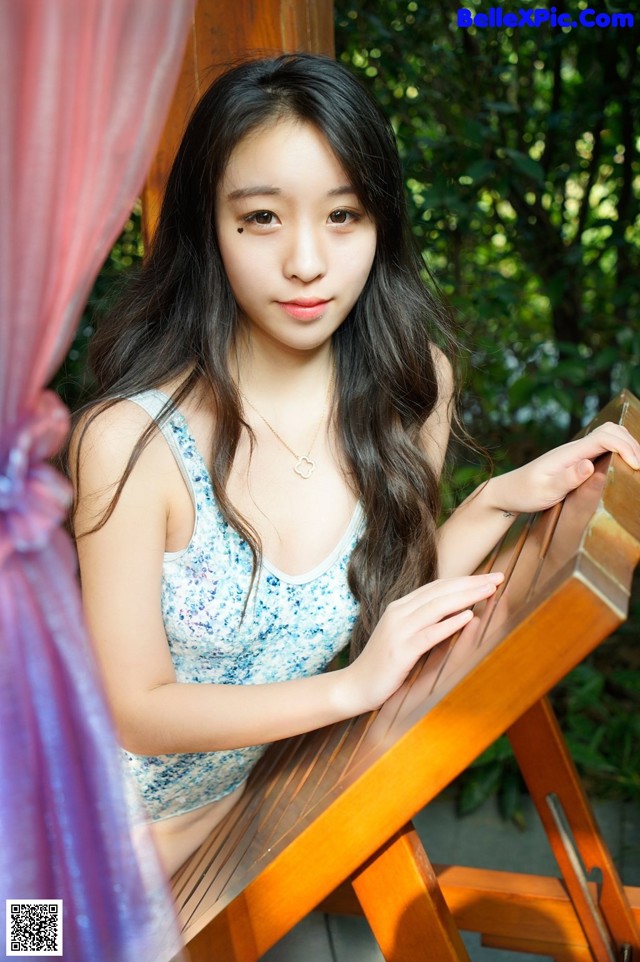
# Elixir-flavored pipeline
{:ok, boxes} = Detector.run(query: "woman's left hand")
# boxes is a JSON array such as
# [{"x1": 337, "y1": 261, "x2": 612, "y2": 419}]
[{"x1": 489, "y1": 421, "x2": 640, "y2": 516}]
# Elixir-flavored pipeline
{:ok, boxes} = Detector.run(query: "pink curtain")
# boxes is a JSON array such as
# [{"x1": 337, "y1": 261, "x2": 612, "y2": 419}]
[{"x1": 0, "y1": 2, "x2": 196, "y2": 959}]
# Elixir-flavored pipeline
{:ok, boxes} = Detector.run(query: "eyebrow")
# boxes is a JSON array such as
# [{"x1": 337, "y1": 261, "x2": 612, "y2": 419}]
[
  {"x1": 328, "y1": 186, "x2": 358, "y2": 198},
  {"x1": 226, "y1": 185, "x2": 357, "y2": 201},
  {"x1": 227, "y1": 186, "x2": 280, "y2": 201}
]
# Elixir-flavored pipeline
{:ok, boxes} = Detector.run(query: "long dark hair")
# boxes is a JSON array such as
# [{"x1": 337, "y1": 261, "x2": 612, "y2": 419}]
[{"x1": 71, "y1": 53, "x2": 459, "y2": 658}]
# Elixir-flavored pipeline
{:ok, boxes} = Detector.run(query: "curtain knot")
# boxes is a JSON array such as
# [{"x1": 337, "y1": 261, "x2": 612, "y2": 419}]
[{"x1": 0, "y1": 390, "x2": 72, "y2": 566}]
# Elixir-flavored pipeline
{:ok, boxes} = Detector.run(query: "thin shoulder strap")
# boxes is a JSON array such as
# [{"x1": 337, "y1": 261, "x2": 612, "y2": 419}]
[{"x1": 125, "y1": 389, "x2": 195, "y2": 499}]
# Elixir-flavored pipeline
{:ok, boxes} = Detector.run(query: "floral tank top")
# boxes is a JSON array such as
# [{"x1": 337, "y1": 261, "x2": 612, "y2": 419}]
[{"x1": 121, "y1": 390, "x2": 363, "y2": 821}]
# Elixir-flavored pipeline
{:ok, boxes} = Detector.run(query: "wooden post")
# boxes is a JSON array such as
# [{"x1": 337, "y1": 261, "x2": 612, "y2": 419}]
[
  {"x1": 350, "y1": 824, "x2": 472, "y2": 962},
  {"x1": 141, "y1": 0, "x2": 335, "y2": 243}
]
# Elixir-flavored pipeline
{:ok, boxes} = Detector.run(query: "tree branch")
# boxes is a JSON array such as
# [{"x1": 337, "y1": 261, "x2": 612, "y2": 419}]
[
  {"x1": 574, "y1": 109, "x2": 604, "y2": 242},
  {"x1": 616, "y1": 43, "x2": 636, "y2": 229},
  {"x1": 540, "y1": 41, "x2": 562, "y2": 177}
]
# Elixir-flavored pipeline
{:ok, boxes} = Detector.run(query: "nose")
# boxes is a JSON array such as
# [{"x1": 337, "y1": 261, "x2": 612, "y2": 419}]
[{"x1": 283, "y1": 222, "x2": 326, "y2": 283}]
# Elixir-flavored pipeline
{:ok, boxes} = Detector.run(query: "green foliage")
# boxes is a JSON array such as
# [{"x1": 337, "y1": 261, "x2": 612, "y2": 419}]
[
  {"x1": 336, "y1": 0, "x2": 640, "y2": 457},
  {"x1": 456, "y1": 735, "x2": 528, "y2": 829},
  {"x1": 335, "y1": 0, "x2": 640, "y2": 816},
  {"x1": 50, "y1": 206, "x2": 143, "y2": 411}
]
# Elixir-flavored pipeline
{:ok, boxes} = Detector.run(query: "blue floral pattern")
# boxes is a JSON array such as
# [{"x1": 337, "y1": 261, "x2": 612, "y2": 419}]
[{"x1": 122, "y1": 391, "x2": 363, "y2": 821}]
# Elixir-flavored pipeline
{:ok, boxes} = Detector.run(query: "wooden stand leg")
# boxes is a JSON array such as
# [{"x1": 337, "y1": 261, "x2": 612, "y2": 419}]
[
  {"x1": 350, "y1": 822, "x2": 471, "y2": 962},
  {"x1": 481, "y1": 932, "x2": 594, "y2": 962},
  {"x1": 187, "y1": 894, "x2": 259, "y2": 962},
  {"x1": 509, "y1": 696, "x2": 640, "y2": 962}
]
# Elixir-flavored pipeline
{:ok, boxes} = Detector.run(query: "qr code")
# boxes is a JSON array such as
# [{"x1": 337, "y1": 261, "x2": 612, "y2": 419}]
[{"x1": 5, "y1": 900, "x2": 63, "y2": 956}]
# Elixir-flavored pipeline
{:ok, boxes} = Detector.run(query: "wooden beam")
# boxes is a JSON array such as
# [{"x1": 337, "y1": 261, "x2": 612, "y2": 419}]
[
  {"x1": 186, "y1": 893, "x2": 260, "y2": 962},
  {"x1": 319, "y1": 869, "x2": 640, "y2": 958},
  {"x1": 351, "y1": 825, "x2": 471, "y2": 961},
  {"x1": 509, "y1": 697, "x2": 640, "y2": 956},
  {"x1": 141, "y1": 0, "x2": 334, "y2": 243}
]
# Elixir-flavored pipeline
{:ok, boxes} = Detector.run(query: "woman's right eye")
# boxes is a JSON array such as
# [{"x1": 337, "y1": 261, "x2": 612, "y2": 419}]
[{"x1": 244, "y1": 210, "x2": 276, "y2": 226}]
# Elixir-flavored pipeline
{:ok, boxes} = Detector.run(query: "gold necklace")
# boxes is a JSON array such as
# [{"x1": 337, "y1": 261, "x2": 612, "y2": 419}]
[{"x1": 239, "y1": 373, "x2": 333, "y2": 480}]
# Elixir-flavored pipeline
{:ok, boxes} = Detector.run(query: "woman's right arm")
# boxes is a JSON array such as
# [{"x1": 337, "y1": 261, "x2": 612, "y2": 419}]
[{"x1": 71, "y1": 404, "x2": 502, "y2": 757}]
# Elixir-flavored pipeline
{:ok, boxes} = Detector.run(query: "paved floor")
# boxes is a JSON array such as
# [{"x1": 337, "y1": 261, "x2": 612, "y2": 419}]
[{"x1": 262, "y1": 794, "x2": 640, "y2": 962}]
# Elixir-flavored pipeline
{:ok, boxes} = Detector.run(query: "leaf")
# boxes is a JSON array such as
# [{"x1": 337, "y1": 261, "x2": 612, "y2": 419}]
[
  {"x1": 503, "y1": 148, "x2": 545, "y2": 186},
  {"x1": 465, "y1": 159, "x2": 497, "y2": 183},
  {"x1": 507, "y1": 376, "x2": 537, "y2": 408},
  {"x1": 609, "y1": 669, "x2": 640, "y2": 694},
  {"x1": 457, "y1": 763, "x2": 503, "y2": 816},
  {"x1": 461, "y1": 118, "x2": 491, "y2": 145},
  {"x1": 566, "y1": 664, "x2": 605, "y2": 711},
  {"x1": 498, "y1": 770, "x2": 526, "y2": 829},
  {"x1": 553, "y1": 359, "x2": 589, "y2": 386},
  {"x1": 591, "y1": 346, "x2": 621, "y2": 373},
  {"x1": 469, "y1": 735, "x2": 513, "y2": 767},
  {"x1": 484, "y1": 100, "x2": 518, "y2": 115},
  {"x1": 568, "y1": 742, "x2": 616, "y2": 774},
  {"x1": 630, "y1": 367, "x2": 640, "y2": 395}
]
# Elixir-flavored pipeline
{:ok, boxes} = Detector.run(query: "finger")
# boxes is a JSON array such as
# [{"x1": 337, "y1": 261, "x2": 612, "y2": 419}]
[
  {"x1": 397, "y1": 572, "x2": 504, "y2": 614},
  {"x1": 406, "y1": 580, "x2": 500, "y2": 632},
  {"x1": 577, "y1": 425, "x2": 640, "y2": 469},
  {"x1": 455, "y1": 612, "x2": 482, "y2": 646},
  {"x1": 564, "y1": 458, "x2": 595, "y2": 491},
  {"x1": 415, "y1": 608, "x2": 475, "y2": 655},
  {"x1": 591, "y1": 422, "x2": 640, "y2": 453}
]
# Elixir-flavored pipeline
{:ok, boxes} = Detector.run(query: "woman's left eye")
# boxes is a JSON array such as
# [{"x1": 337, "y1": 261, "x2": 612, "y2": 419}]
[{"x1": 328, "y1": 209, "x2": 358, "y2": 225}]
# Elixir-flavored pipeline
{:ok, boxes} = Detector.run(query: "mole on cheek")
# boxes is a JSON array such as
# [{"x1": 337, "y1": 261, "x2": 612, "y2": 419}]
[{"x1": 237, "y1": 227, "x2": 244, "y2": 234}]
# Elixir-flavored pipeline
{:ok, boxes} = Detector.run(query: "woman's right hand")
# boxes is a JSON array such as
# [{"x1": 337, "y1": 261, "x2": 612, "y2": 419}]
[{"x1": 339, "y1": 572, "x2": 504, "y2": 715}]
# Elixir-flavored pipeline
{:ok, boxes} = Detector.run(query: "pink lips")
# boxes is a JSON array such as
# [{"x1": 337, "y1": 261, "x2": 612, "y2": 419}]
[{"x1": 277, "y1": 298, "x2": 330, "y2": 321}]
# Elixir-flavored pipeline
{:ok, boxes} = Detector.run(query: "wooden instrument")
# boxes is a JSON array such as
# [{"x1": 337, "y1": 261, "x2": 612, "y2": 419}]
[{"x1": 172, "y1": 391, "x2": 640, "y2": 962}]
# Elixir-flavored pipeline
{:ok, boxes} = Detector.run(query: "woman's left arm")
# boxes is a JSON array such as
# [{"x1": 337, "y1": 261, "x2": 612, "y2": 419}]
[
  {"x1": 419, "y1": 347, "x2": 456, "y2": 479},
  {"x1": 437, "y1": 422, "x2": 640, "y2": 579}
]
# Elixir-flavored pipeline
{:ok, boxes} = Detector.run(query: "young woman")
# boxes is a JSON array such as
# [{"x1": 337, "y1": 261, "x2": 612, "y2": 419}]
[{"x1": 69, "y1": 54, "x2": 640, "y2": 877}]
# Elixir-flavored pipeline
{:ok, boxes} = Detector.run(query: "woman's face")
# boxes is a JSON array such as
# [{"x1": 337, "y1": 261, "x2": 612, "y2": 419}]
[{"x1": 215, "y1": 118, "x2": 377, "y2": 359}]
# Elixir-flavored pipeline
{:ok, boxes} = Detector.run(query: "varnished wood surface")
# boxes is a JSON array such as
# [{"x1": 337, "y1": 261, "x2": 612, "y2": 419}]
[
  {"x1": 141, "y1": 0, "x2": 335, "y2": 244},
  {"x1": 509, "y1": 698, "x2": 639, "y2": 958},
  {"x1": 173, "y1": 391, "x2": 640, "y2": 960},
  {"x1": 351, "y1": 825, "x2": 472, "y2": 961},
  {"x1": 320, "y1": 871, "x2": 640, "y2": 953}
]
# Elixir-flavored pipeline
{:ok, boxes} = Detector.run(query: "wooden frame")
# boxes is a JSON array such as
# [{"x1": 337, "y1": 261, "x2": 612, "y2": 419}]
[
  {"x1": 141, "y1": 0, "x2": 335, "y2": 243},
  {"x1": 170, "y1": 391, "x2": 640, "y2": 961}
]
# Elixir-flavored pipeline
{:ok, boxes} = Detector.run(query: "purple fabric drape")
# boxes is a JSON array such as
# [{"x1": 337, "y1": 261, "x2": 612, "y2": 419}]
[{"x1": 0, "y1": 2, "x2": 196, "y2": 959}]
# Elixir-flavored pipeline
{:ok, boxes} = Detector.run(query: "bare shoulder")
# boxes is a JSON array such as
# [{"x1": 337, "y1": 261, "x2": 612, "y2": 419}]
[
  {"x1": 69, "y1": 398, "x2": 173, "y2": 535},
  {"x1": 70, "y1": 398, "x2": 159, "y2": 486}
]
